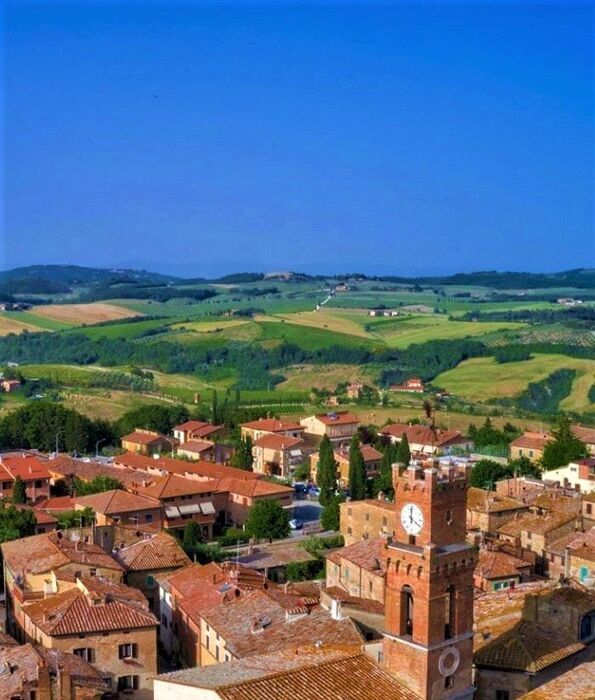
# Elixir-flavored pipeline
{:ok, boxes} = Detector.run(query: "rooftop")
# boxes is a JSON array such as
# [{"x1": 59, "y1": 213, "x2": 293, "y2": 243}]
[
  {"x1": 22, "y1": 577, "x2": 158, "y2": 636},
  {"x1": 310, "y1": 411, "x2": 359, "y2": 426},
  {"x1": 497, "y1": 510, "x2": 578, "y2": 537},
  {"x1": 114, "y1": 531, "x2": 190, "y2": 571},
  {"x1": 241, "y1": 418, "x2": 304, "y2": 433},
  {"x1": 175, "y1": 420, "x2": 221, "y2": 437},
  {"x1": 475, "y1": 548, "x2": 531, "y2": 581},
  {"x1": 520, "y1": 656, "x2": 595, "y2": 699},
  {"x1": 380, "y1": 423, "x2": 466, "y2": 448},
  {"x1": 253, "y1": 434, "x2": 304, "y2": 450},
  {"x1": 121, "y1": 430, "x2": 169, "y2": 445},
  {"x1": 74, "y1": 488, "x2": 161, "y2": 514},
  {"x1": 510, "y1": 432, "x2": 551, "y2": 451},
  {"x1": 155, "y1": 645, "x2": 419, "y2": 699},
  {"x1": 0, "y1": 453, "x2": 51, "y2": 480},
  {"x1": 178, "y1": 439, "x2": 215, "y2": 454},
  {"x1": 326, "y1": 537, "x2": 386, "y2": 575},
  {"x1": 467, "y1": 487, "x2": 527, "y2": 514}
]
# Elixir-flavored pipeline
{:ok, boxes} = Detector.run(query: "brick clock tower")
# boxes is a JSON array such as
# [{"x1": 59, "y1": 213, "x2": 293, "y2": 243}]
[{"x1": 382, "y1": 462, "x2": 477, "y2": 700}]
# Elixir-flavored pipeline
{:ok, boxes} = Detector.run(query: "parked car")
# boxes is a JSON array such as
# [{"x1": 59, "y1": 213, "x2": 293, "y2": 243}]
[{"x1": 289, "y1": 519, "x2": 304, "y2": 530}]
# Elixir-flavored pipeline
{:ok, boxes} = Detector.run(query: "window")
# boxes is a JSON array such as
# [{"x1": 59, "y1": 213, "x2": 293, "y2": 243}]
[
  {"x1": 90, "y1": 568, "x2": 97, "y2": 577},
  {"x1": 35, "y1": 480, "x2": 43, "y2": 488},
  {"x1": 145, "y1": 513, "x2": 153, "y2": 523},
  {"x1": 117, "y1": 676, "x2": 139, "y2": 692},
  {"x1": 495, "y1": 691, "x2": 510, "y2": 700},
  {"x1": 526, "y1": 531, "x2": 532, "y2": 540},
  {"x1": 369, "y1": 580, "x2": 373, "y2": 593},
  {"x1": 147, "y1": 575, "x2": 155, "y2": 586},
  {"x1": 118, "y1": 643, "x2": 138, "y2": 659},
  {"x1": 382, "y1": 517, "x2": 387, "y2": 527},
  {"x1": 445, "y1": 676, "x2": 454, "y2": 689},
  {"x1": 587, "y1": 504, "x2": 593, "y2": 515},
  {"x1": 347, "y1": 507, "x2": 352, "y2": 516},
  {"x1": 400, "y1": 586, "x2": 414, "y2": 636},
  {"x1": 444, "y1": 586, "x2": 455, "y2": 639},
  {"x1": 446, "y1": 510, "x2": 453, "y2": 525},
  {"x1": 580, "y1": 612, "x2": 595, "y2": 641},
  {"x1": 365, "y1": 512, "x2": 370, "y2": 521},
  {"x1": 408, "y1": 535, "x2": 416, "y2": 545},
  {"x1": 73, "y1": 648, "x2": 94, "y2": 662},
  {"x1": 529, "y1": 451, "x2": 533, "y2": 458},
  {"x1": 2, "y1": 481, "x2": 11, "y2": 490}
]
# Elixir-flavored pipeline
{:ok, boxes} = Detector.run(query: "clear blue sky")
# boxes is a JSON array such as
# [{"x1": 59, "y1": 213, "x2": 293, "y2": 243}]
[{"x1": 3, "y1": 1, "x2": 594, "y2": 276}]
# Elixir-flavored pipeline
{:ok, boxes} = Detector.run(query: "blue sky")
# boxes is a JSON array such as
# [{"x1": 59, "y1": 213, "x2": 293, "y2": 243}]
[{"x1": 3, "y1": 1, "x2": 593, "y2": 276}]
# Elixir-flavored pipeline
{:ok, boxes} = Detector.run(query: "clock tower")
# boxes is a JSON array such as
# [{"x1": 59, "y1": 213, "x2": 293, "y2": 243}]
[{"x1": 382, "y1": 462, "x2": 476, "y2": 700}]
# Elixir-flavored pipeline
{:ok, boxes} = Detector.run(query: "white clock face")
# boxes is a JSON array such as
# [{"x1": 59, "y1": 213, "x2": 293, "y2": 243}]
[{"x1": 401, "y1": 503, "x2": 424, "y2": 535}]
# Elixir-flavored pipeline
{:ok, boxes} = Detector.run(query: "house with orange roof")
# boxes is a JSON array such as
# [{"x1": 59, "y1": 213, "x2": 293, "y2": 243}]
[
  {"x1": 379, "y1": 422, "x2": 473, "y2": 455},
  {"x1": 325, "y1": 537, "x2": 386, "y2": 604},
  {"x1": 300, "y1": 411, "x2": 359, "y2": 444},
  {"x1": 113, "y1": 531, "x2": 190, "y2": 612},
  {"x1": 240, "y1": 418, "x2": 305, "y2": 442},
  {"x1": 0, "y1": 642, "x2": 109, "y2": 699},
  {"x1": 545, "y1": 528, "x2": 595, "y2": 585},
  {"x1": 251, "y1": 433, "x2": 305, "y2": 477},
  {"x1": 310, "y1": 443, "x2": 382, "y2": 487},
  {"x1": 120, "y1": 429, "x2": 174, "y2": 456},
  {"x1": 173, "y1": 420, "x2": 223, "y2": 444},
  {"x1": 466, "y1": 487, "x2": 530, "y2": 538},
  {"x1": 19, "y1": 575, "x2": 158, "y2": 698},
  {"x1": 74, "y1": 489, "x2": 163, "y2": 528},
  {"x1": 474, "y1": 547, "x2": 532, "y2": 592},
  {"x1": 0, "y1": 453, "x2": 51, "y2": 502}
]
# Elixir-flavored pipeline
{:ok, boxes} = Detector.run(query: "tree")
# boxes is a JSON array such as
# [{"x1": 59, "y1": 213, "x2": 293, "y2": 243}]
[
  {"x1": 12, "y1": 476, "x2": 27, "y2": 504},
  {"x1": 57, "y1": 507, "x2": 94, "y2": 529},
  {"x1": 230, "y1": 436, "x2": 253, "y2": 471},
  {"x1": 0, "y1": 502, "x2": 36, "y2": 544},
  {"x1": 316, "y1": 436, "x2": 337, "y2": 507},
  {"x1": 245, "y1": 499, "x2": 290, "y2": 540},
  {"x1": 116, "y1": 404, "x2": 189, "y2": 437},
  {"x1": 540, "y1": 417, "x2": 588, "y2": 471},
  {"x1": 396, "y1": 434, "x2": 411, "y2": 466},
  {"x1": 73, "y1": 475, "x2": 123, "y2": 497},
  {"x1": 212, "y1": 391, "x2": 219, "y2": 424},
  {"x1": 469, "y1": 459, "x2": 510, "y2": 489},
  {"x1": 321, "y1": 495, "x2": 343, "y2": 531},
  {"x1": 182, "y1": 520, "x2": 203, "y2": 557},
  {"x1": 508, "y1": 456, "x2": 541, "y2": 479},
  {"x1": 348, "y1": 435, "x2": 366, "y2": 501},
  {"x1": 373, "y1": 443, "x2": 395, "y2": 498}
]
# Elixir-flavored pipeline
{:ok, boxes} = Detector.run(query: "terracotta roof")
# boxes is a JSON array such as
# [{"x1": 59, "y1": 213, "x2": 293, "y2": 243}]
[
  {"x1": 175, "y1": 420, "x2": 220, "y2": 435},
  {"x1": 1, "y1": 530, "x2": 124, "y2": 577},
  {"x1": 532, "y1": 493, "x2": 581, "y2": 515},
  {"x1": 114, "y1": 531, "x2": 190, "y2": 571},
  {"x1": 540, "y1": 585, "x2": 595, "y2": 614},
  {"x1": 334, "y1": 444, "x2": 382, "y2": 463},
  {"x1": 322, "y1": 587, "x2": 385, "y2": 615},
  {"x1": 474, "y1": 619, "x2": 585, "y2": 672},
  {"x1": 475, "y1": 549, "x2": 530, "y2": 580},
  {"x1": 326, "y1": 537, "x2": 386, "y2": 575},
  {"x1": 121, "y1": 430, "x2": 169, "y2": 445},
  {"x1": 178, "y1": 439, "x2": 214, "y2": 454},
  {"x1": 573, "y1": 425, "x2": 595, "y2": 445},
  {"x1": 520, "y1": 657, "x2": 595, "y2": 699},
  {"x1": 0, "y1": 643, "x2": 107, "y2": 697},
  {"x1": 219, "y1": 477, "x2": 293, "y2": 498},
  {"x1": 545, "y1": 528, "x2": 595, "y2": 559},
  {"x1": 14, "y1": 504, "x2": 57, "y2": 526},
  {"x1": 115, "y1": 452, "x2": 260, "y2": 482},
  {"x1": 310, "y1": 412, "x2": 359, "y2": 426},
  {"x1": 34, "y1": 496, "x2": 77, "y2": 512},
  {"x1": 155, "y1": 646, "x2": 419, "y2": 699},
  {"x1": 74, "y1": 488, "x2": 161, "y2": 514},
  {"x1": 497, "y1": 510, "x2": 578, "y2": 537},
  {"x1": 380, "y1": 423, "x2": 467, "y2": 448},
  {"x1": 510, "y1": 432, "x2": 551, "y2": 451},
  {"x1": 0, "y1": 453, "x2": 51, "y2": 480},
  {"x1": 46, "y1": 455, "x2": 141, "y2": 487},
  {"x1": 23, "y1": 577, "x2": 157, "y2": 636},
  {"x1": 241, "y1": 419, "x2": 304, "y2": 433},
  {"x1": 467, "y1": 488, "x2": 527, "y2": 514},
  {"x1": 130, "y1": 473, "x2": 219, "y2": 499},
  {"x1": 253, "y1": 434, "x2": 304, "y2": 450},
  {"x1": 236, "y1": 542, "x2": 316, "y2": 571}
]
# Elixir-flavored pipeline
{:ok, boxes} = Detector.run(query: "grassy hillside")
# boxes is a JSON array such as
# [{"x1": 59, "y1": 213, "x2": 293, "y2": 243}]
[{"x1": 436, "y1": 354, "x2": 595, "y2": 410}]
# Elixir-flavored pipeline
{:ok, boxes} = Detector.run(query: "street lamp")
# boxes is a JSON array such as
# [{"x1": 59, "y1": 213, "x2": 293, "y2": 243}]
[{"x1": 95, "y1": 438, "x2": 106, "y2": 459}]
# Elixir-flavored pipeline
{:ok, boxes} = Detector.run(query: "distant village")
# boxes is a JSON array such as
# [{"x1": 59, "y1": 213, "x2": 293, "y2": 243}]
[{"x1": 0, "y1": 408, "x2": 593, "y2": 700}]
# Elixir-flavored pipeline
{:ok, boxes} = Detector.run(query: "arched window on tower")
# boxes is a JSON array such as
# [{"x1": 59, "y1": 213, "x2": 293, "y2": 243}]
[
  {"x1": 444, "y1": 585, "x2": 455, "y2": 639},
  {"x1": 400, "y1": 585, "x2": 414, "y2": 637}
]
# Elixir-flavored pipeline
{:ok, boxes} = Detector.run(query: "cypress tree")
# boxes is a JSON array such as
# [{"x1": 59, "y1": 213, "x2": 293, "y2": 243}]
[
  {"x1": 317, "y1": 435, "x2": 337, "y2": 507},
  {"x1": 348, "y1": 435, "x2": 366, "y2": 501},
  {"x1": 12, "y1": 476, "x2": 27, "y2": 505},
  {"x1": 397, "y1": 433, "x2": 411, "y2": 466},
  {"x1": 211, "y1": 391, "x2": 219, "y2": 424}
]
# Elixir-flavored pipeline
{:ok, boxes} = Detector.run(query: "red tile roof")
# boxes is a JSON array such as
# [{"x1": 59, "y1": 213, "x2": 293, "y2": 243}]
[
  {"x1": 253, "y1": 434, "x2": 304, "y2": 450},
  {"x1": 241, "y1": 419, "x2": 304, "y2": 433},
  {"x1": 23, "y1": 577, "x2": 158, "y2": 635},
  {"x1": 130, "y1": 473, "x2": 219, "y2": 499},
  {"x1": 521, "y1": 659, "x2": 595, "y2": 700},
  {"x1": 115, "y1": 452, "x2": 261, "y2": 482},
  {"x1": 74, "y1": 489, "x2": 161, "y2": 514},
  {"x1": 334, "y1": 444, "x2": 382, "y2": 462},
  {"x1": 178, "y1": 439, "x2": 214, "y2": 454},
  {"x1": 380, "y1": 423, "x2": 467, "y2": 448},
  {"x1": 510, "y1": 432, "x2": 551, "y2": 451},
  {"x1": 114, "y1": 531, "x2": 190, "y2": 571},
  {"x1": 121, "y1": 430, "x2": 169, "y2": 445},
  {"x1": 156, "y1": 646, "x2": 419, "y2": 699},
  {"x1": 475, "y1": 549, "x2": 530, "y2": 580},
  {"x1": 0, "y1": 453, "x2": 51, "y2": 480},
  {"x1": 573, "y1": 425, "x2": 595, "y2": 445},
  {"x1": 35, "y1": 496, "x2": 77, "y2": 513},
  {"x1": 175, "y1": 420, "x2": 219, "y2": 435},
  {"x1": 311, "y1": 411, "x2": 359, "y2": 426},
  {"x1": 326, "y1": 537, "x2": 386, "y2": 575}
]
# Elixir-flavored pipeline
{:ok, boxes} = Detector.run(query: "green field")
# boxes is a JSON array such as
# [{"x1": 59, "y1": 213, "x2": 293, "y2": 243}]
[
  {"x1": 436, "y1": 354, "x2": 595, "y2": 411},
  {"x1": 3, "y1": 310, "x2": 74, "y2": 331}
]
